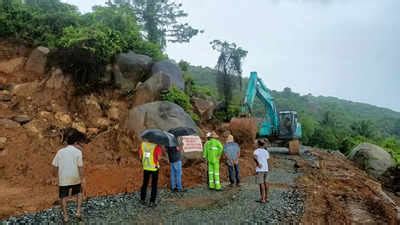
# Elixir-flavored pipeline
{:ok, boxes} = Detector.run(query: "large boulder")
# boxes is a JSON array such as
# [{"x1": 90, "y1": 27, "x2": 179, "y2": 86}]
[
  {"x1": 112, "y1": 64, "x2": 135, "y2": 94},
  {"x1": 132, "y1": 73, "x2": 170, "y2": 106},
  {"x1": 115, "y1": 51, "x2": 152, "y2": 85},
  {"x1": 151, "y1": 59, "x2": 184, "y2": 90},
  {"x1": 24, "y1": 46, "x2": 50, "y2": 74},
  {"x1": 125, "y1": 101, "x2": 198, "y2": 136},
  {"x1": 348, "y1": 143, "x2": 396, "y2": 178},
  {"x1": 192, "y1": 97, "x2": 216, "y2": 121}
]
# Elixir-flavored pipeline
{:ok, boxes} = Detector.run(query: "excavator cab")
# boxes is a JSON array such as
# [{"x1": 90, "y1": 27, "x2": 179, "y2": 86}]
[{"x1": 278, "y1": 111, "x2": 302, "y2": 140}]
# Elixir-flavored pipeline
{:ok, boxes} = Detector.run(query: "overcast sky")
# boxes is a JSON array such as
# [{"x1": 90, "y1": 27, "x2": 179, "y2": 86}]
[{"x1": 64, "y1": 0, "x2": 400, "y2": 112}]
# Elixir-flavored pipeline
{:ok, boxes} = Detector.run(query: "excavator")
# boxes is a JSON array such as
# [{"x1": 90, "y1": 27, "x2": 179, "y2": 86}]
[{"x1": 230, "y1": 71, "x2": 302, "y2": 154}]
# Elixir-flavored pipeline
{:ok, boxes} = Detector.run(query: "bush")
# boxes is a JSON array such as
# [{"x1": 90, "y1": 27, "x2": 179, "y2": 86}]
[
  {"x1": 161, "y1": 86, "x2": 200, "y2": 123},
  {"x1": 47, "y1": 47, "x2": 106, "y2": 95}
]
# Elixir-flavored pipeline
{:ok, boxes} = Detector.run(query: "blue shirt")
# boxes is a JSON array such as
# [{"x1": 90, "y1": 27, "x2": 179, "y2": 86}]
[{"x1": 224, "y1": 142, "x2": 240, "y2": 161}]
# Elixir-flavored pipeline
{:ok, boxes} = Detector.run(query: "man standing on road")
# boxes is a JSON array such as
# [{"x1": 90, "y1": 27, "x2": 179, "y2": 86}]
[
  {"x1": 52, "y1": 128, "x2": 86, "y2": 223},
  {"x1": 253, "y1": 140, "x2": 270, "y2": 203},
  {"x1": 139, "y1": 139, "x2": 163, "y2": 207},
  {"x1": 203, "y1": 131, "x2": 223, "y2": 190},
  {"x1": 166, "y1": 144, "x2": 183, "y2": 192},
  {"x1": 224, "y1": 134, "x2": 241, "y2": 187}
]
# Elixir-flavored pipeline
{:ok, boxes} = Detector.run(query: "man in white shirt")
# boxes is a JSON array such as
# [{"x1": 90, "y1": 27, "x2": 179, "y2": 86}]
[
  {"x1": 253, "y1": 140, "x2": 270, "y2": 203},
  {"x1": 52, "y1": 128, "x2": 86, "y2": 222}
]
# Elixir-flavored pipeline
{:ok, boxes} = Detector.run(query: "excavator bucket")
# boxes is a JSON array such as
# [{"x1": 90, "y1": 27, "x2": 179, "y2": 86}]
[
  {"x1": 288, "y1": 139, "x2": 300, "y2": 155},
  {"x1": 229, "y1": 117, "x2": 258, "y2": 144}
]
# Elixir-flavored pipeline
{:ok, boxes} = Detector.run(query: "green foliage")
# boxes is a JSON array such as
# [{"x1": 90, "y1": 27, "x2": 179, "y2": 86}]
[
  {"x1": 113, "y1": 0, "x2": 201, "y2": 49},
  {"x1": 47, "y1": 47, "x2": 106, "y2": 95},
  {"x1": 380, "y1": 137, "x2": 400, "y2": 164},
  {"x1": 161, "y1": 86, "x2": 200, "y2": 123},
  {"x1": 0, "y1": 1, "x2": 163, "y2": 62},
  {"x1": 0, "y1": 0, "x2": 80, "y2": 47}
]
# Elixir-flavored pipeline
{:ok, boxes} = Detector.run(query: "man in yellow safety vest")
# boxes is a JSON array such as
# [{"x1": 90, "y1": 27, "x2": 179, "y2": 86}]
[
  {"x1": 139, "y1": 140, "x2": 163, "y2": 207},
  {"x1": 203, "y1": 131, "x2": 223, "y2": 190}
]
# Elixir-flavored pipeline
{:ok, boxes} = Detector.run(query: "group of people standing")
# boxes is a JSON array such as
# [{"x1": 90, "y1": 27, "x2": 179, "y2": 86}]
[{"x1": 51, "y1": 128, "x2": 271, "y2": 222}]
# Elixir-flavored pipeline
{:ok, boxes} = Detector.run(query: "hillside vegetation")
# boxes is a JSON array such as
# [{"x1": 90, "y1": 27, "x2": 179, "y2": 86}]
[{"x1": 187, "y1": 65, "x2": 400, "y2": 163}]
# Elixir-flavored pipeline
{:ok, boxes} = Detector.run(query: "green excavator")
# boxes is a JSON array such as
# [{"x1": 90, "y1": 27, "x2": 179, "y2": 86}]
[{"x1": 230, "y1": 71, "x2": 302, "y2": 154}]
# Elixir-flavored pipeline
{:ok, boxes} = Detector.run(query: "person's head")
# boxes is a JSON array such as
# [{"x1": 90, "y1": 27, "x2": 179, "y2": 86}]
[
  {"x1": 64, "y1": 128, "x2": 87, "y2": 145},
  {"x1": 226, "y1": 134, "x2": 234, "y2": 143},
  {"x1": 257, "y1": 140, "x2": 265, "y2": 148},
  {"x1": 206, "y1": 131, "x2": 219, "y2": 140}
]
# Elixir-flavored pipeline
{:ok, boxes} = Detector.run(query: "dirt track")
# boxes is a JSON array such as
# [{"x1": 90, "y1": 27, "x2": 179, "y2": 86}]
[{"x1": 2, "y1": 148, "x2": 399, "y2": 224}]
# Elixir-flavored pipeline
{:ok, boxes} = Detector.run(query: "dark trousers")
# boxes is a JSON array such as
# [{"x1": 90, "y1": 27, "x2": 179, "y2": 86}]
[
  {"x1": 140, "y1": 170, "x2": 159, "y2": 203},
  {"x1": 228, "y1": 164, "x2": 240, "y2": 184}
]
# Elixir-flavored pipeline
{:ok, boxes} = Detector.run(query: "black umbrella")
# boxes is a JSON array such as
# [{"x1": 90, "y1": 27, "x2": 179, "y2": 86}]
[
  {"x1": 140, "y1": 129, "x2": 177, "y2": 147},
  {"x1": 168, "y1": 127, "x2": 197, "y2": 137}
]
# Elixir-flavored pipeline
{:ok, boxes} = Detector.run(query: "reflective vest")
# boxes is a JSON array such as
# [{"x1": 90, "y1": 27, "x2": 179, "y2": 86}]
[
  {"x1": 203, "y1": 138, "x2": 223, "y2": 163},
  {"x1": 141, "y1": 142, "x2": 159, "y2": 171}
]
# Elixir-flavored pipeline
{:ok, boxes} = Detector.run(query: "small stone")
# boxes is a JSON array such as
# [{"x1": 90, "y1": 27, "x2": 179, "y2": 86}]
[
  {"x1": 72, "y1": 122, "x2": 87, "y2": 134},
  {"x1": 0, "y1": 137, "x2": 7, "y2": 150},
  {"x1": 0, "y1": 118, "x2": 21, "y2": 128},
  {"x1": 12, "y1": 114, "x2": 32, "y2": 124},
  {"x1": 95, "y1": 117, "x2": 111, "y2": 129},
  {"x1": 54, "y1": 112, "x2": 72, "y2": 125}
]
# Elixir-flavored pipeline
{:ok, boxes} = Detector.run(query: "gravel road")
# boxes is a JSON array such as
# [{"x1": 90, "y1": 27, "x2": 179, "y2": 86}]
[{"x1": 2, "y1": 151, "x2": 305, "y2": 225}]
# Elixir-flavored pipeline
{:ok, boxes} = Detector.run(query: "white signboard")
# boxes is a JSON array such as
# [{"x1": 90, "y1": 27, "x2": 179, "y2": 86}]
[{"x1": 179, "y1": 135, "x2": 203, "y2": 153}]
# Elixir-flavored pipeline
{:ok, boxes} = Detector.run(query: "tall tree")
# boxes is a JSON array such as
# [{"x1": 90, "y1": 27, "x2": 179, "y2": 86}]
[
  {"x1": 210, "y1": 40, "x2": 247, "y2": 117},
  {"x1": 112, "y1": 0, "x2": 201, "y2": 49}
]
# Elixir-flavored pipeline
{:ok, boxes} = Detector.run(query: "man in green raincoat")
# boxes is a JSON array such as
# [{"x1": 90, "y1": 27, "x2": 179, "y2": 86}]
[{"x1": 203, "y1": 131, "x2": 223, "y2": 190}]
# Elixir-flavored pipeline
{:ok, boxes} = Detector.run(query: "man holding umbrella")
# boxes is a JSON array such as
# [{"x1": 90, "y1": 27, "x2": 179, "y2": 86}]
[
  {"x1": 139, "y1": 129, "x2": 176, "y2": 207},
  {"x1": 203, "y1": 131, "x2": 223, "y2": 190}
]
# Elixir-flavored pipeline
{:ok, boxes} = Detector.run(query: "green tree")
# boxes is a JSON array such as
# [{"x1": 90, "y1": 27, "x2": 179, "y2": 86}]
[
  {"x1": 350, "y1": 120, "x2": 376, "y2": 139},
  {"x1": 113, "y1": 0, "x2": 201, "y2": 49},
  {"x1": 210, "y1": 40, "x2": 247, "y2": 119}
]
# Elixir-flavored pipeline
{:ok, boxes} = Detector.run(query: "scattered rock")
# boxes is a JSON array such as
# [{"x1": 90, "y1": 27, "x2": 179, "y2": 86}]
[
  {"x1": 39, "y1": 111, "x2": 52, "y2": 119},
  {"x1": 348, "y1": 142, "x2": 396, "y2": 178},
  {"x1": 23, "y1": 120, "x2": 42, "y2": 137},
  {"x1": 107, "y1": 107, "x2": 120, "y2": 121},
  {"x1": 87, "y1": 127, "x2": 100, "y2": 135},
  {"x1": 0, "y1": 91, "x2": 12, "y2": 101},
  {"x1": 72, "y1": 122, "x2": 87, "y2": 134},
  {"x1": 151, "y1": 59, "x2": 184, "y2": 90},
  {"x1": 0, "y1": 137, "x2": 7, "y2": 150},
  {"x1": 11, "y1": 81, "x2": 39, "y2": 97},
  {"x1": 24, "y1": 46, "x2": 49, "y2": 74},
  {"x1": 12, "y1": 115, "x2": 32, "y2": 124},
  {"x1": 125, "y1": 101, "x2": 198, "y2": 136},
  {"x1": 54, "y1": 112, "x2": 72, "y2": 126},
  {"x1": 45, "y1": 68, "x2": 70, "y2": 89},
  {"x1": 115, "y1": 51, "x2": 152, "y2": 86},
  {"x1": 95, "y1": 117, "x2": 111, "y2": 129},
  {"x1": 0, "y1": 118, "x2": 21, "y2": 128},
  {"x1": 0, "y1": 57, "x2": 25, "y2": 74}
]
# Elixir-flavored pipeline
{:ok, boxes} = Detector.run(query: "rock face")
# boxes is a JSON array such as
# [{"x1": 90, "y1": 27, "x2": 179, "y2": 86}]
[
  {"x1": 132, "y1": 73, "x2": 170, "y2": 106},
  {"x1": 125, "y1": 101, "x2": 198, "y2": 136},
  {"x1": 192, "y1": 97, "x2": 216, "y2": 121},
  {"x1": 151, "y1": 60, "x2": 184, "y2": 90},
  {"x1": 24, "y1": 46, "x2": 50, "y2": 74},
  {"x1": 115, "y1": 51, "x2": 152, "y2": 85},
  {"x1": 45, "y1": 68, "x2": 70, "y2": 89},
  {"x1": 348, "y1": 142, "x2": 396, "y2": 178},
  {"x1": 0, "y1": 57, "x2": 25, "y2": 74},
  {"x1": 113, "y1": 64, "x2": 136, "y2": 94}
]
